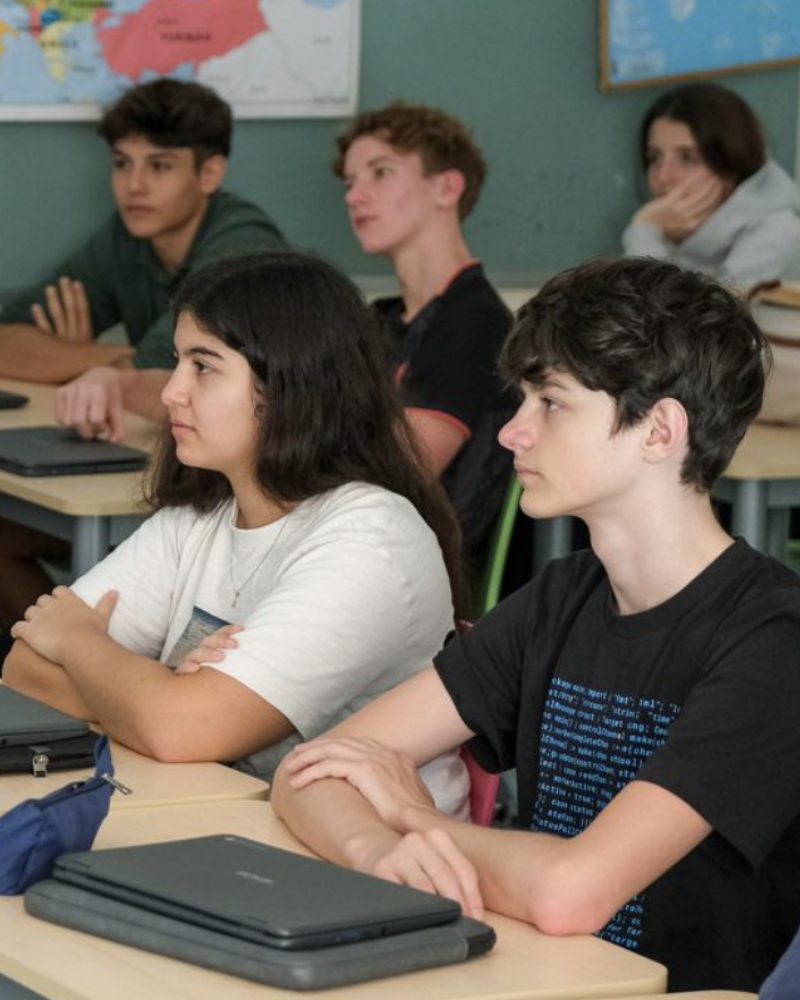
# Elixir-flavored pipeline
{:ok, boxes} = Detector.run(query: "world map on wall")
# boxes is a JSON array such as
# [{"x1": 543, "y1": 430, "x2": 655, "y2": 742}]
[{"x1": 0, "y1": 0, "x2": 360, "y2": 119}]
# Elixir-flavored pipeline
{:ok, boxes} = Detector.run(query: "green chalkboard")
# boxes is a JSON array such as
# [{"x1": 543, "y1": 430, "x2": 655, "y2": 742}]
[{"x1": 601, "y1": 0, "x2": 800, "y2": 90}]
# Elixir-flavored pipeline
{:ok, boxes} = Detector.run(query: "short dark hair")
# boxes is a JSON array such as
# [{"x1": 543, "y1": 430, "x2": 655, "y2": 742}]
[
  {"x1": 333, "y1": 100, "x2": 487, "y2": 220},
  {"x1": 98, "y1": 78, "x2": 232, "y2": 163},
  {"x1": 500, "y1": 257, "x2": 770, "y2": 492},
  {"x1": 640, "y1": 82, "x2": 765, "y2": 186},
  {"x1": 146, "y1": 250, "x2": 465, "y2": 606}
]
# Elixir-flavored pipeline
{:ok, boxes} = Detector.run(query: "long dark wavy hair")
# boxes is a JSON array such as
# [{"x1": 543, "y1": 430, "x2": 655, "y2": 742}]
[{"x1": 146, "y1": 249, "x2": 465, "y2": 607}]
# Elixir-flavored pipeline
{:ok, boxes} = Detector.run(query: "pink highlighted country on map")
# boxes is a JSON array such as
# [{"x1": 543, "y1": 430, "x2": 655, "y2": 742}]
[{"x1": 95, "y1": 0, "x2": 268, "y2": 78}]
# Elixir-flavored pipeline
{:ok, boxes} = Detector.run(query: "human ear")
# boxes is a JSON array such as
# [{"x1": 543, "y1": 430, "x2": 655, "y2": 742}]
[
  {"x1": 435, "y1": 169, "x2": 466, "y2": 211},
  {"x1": 642, "y1": 397, "x2": 689, "y2": 464},
  {"x1": 199, "y1": 154, "x2": 228, "y2": 196}
]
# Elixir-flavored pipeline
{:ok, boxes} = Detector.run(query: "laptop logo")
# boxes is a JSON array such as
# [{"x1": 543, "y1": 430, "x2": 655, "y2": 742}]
[{"x1": 235, "y1": 870, "x2": 275, "y2": 885}]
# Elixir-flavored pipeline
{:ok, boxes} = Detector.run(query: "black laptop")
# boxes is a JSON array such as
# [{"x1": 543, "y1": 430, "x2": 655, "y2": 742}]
[
  {"x1": 52, "y1": 835, "x2": 461, "y2": 949},
  {"x1": 0, "y1": 684, "x2": 90, "y2": 747},
  {"x1": 0, "y1": 426, "x2": 146, "y2": 476},
  {"x1": 27, "y1": 835, "x2": 495, "y2": 990},
  {"x1": 0, "y1": 389, "x2": 28, "y2": 410}
]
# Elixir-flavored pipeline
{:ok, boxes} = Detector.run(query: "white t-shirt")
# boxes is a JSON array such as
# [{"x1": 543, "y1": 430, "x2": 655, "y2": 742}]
[{"x1": 72, "y1": 482, "x2": 469, "y2": 817}]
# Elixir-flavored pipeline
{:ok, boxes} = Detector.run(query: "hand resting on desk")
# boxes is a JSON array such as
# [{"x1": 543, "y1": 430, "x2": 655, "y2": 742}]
[{"x1": 56, "y1": 366, "x2": 169, "y2": 442}]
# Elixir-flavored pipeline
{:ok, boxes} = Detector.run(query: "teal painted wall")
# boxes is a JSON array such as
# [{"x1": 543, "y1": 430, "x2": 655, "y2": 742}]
[{"x1": 1, "y1": 0, "x2": 798, "y2": 288}]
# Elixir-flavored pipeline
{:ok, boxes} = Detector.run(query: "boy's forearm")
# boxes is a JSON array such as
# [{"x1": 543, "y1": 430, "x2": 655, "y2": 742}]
[
  {"x1": 397, "y1": 803, "x2": 571, "y2": 927},
  {"x1": 272, "y1": 766, "x2": 403, "y2": 870},
  {"x1": 0, "y1": 324, "x2": 132, "y2": 383}
]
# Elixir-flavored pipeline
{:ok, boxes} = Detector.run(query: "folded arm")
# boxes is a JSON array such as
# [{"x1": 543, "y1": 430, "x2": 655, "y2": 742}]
[
  {"x1": 9, "y1": 587, "x2": 294, "y2": 762},
  {"x1": 3, "y1": 639, "x2": 95, "y2": 720},
  {"x1": 274, "y1": 668, "x2": 711, "y2": 934},
  {"x1": 0, "y1": 325, "x2": 133, "y2": 383}
]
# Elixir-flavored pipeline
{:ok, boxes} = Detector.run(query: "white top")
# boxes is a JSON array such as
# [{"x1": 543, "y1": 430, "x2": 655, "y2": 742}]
[{"x1": 73, "y1": 482, "x2": 469, "y2": 817}]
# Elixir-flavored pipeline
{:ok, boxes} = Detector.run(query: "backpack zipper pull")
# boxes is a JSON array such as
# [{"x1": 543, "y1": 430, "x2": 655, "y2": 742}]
[{"x1": 100, "y1": 773, "x2": 132, "y2": 795}]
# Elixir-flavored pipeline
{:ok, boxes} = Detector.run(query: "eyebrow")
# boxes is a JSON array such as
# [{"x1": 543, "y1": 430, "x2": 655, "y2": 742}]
[
  {"x1": 344, "y1": 154, "x2": 395, "y2": 178},
  {"x1": 112, "y1": 147, "x2": 183, "y2": 161},
  {"x1": 539, "y1": 375, "x2": 570, "y2": 391},
  {"x1": 181, "y1": 345, "x2": 225, "y2": 361},
  {"x1": 646, "y1": 141, "x2": 699, "y2": 152}
]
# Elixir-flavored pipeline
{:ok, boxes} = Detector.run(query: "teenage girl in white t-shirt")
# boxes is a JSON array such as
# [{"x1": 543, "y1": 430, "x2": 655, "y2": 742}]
[{"x1": 6, "y1": 250, "x2": 469, "y2": 814}]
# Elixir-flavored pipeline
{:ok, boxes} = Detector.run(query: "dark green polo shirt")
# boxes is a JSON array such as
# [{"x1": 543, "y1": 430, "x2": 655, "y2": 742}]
[{"x1": 1, "y1": 191, "x2": 285, "y2": 369}]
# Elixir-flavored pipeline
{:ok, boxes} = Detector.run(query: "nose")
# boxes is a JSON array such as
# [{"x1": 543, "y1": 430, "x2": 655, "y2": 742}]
[
  {"x1": 498, "y1": 400, "x2": 535, "y2": 453},
  {"x1": 124, "y1": 163, "x2": 148, "y2": 196},
  {"x1": 161, "y1": 365, "x2": 189, "y2": 410},
  {"x1": 650, "y1": 157, "x2": 680, "y2": 194},
  {"x1": 344, "y1": 178, "x2": 365, "y2": 209}
]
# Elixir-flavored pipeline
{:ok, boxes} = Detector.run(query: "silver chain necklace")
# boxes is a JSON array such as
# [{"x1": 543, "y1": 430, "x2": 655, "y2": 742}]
[{"x1": 229, "y1": 513, "x2": 291, "y2": 608}]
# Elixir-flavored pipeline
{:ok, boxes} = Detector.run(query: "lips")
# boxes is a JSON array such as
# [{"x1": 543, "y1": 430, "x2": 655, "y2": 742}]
[{"x1": 170, "y1": 422, "x2": 193, "y2": 439}]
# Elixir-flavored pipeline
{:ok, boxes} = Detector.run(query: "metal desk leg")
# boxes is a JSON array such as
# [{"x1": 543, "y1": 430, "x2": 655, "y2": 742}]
[
  {"x1": 71, "y1": 516, "x2": 110, "y2": 578},
  {"x1": 731, "y1": 480, "x2": 768, "y2": 552},
  {"x1": 767, "y1": 508, "x2": 791, "y2": 562},
  {"x1": 533, "y1": 516, "x2": 573, "y2": 575}
]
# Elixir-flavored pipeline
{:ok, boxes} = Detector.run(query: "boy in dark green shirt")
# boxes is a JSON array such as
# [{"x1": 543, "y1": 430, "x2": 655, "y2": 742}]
[
  {"x1": 0, "y1": 79, "x2": 284, "y2": 631},
  {"x1": 0, "y1": 78, "x2": 284, "y2": 435}
]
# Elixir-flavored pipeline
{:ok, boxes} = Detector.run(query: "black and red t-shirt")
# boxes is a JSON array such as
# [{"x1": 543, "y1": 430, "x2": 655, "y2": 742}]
[{"x1": 373, "y1": 263, "x2": 513, "y2": 559}]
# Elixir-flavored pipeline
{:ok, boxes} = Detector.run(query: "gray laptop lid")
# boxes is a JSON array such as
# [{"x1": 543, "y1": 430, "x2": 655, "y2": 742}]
[
  {"x1": 0, "y1": 685, "x2": 90, "y2": 747},
  {"x1": 0, "y1": 972, "x2": 49, "y2": 1000},
  {"x1": 0, "y1": 426, "x2": 146, "y2": 476},
  {"x1": 0, "y1": 389, "x2": 28, "y2": 410},
  {"x1": 26, "y1": 878, "x2": 496, "y2": 991},
  {"x1": 54, "y1": 835, "x2": 462, "y2": 949}
]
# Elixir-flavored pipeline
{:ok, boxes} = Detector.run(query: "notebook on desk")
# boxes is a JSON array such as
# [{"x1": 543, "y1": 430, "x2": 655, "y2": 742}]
[
  {"x1": 0, "y1": 426, "x2": 146, "y2": 476},
  {"x1": 26, "y1": 834, "x2": 496, "y2": 990}
]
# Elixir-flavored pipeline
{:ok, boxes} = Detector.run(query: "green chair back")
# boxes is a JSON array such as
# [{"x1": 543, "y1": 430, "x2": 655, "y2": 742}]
[{"x1": 473, "y1": 475, "x2": 522, "y2": 618}]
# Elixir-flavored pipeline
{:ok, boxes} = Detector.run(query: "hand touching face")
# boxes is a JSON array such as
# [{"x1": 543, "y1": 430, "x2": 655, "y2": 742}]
[{"x1": 638, "y1": 118, "x2": 734, "y2": 241}]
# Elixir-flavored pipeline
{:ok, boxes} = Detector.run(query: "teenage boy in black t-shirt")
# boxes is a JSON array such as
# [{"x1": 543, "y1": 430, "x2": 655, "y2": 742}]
[
  {"x1": 273, "y1": 257, "x2": 800, "y2": 993},
  {"x1": 334, "y1": 101, "x2": 512, "y2": 559}
]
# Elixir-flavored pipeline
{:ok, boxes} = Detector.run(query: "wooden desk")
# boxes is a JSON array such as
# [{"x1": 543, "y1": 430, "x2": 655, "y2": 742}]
[
  {"x1": 0, "y1": 799, "x2": 667, "y2": 1000},
  {"x1": 0, "y1": 741, "x2": 268, "y2": 816},
  {"x1": 595, "y1": 994, "x2": 755, "y2": 1000},
  {"x1": 713, "y1": 422, "x2": 800, "y2": 556},
  {"x1": 0, "y1": 378, "x2": 159, "y2": 575}
]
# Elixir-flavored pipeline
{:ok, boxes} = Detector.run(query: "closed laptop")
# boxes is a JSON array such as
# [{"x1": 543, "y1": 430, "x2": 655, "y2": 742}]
[
  {"x1": 0, "y1": 426, "x2": 146, "y2": 476},
  {"x1": 0, "y1": 389, "x2": 28, "y2": 410},
  {"x1": 53, "y1": 835, "x2": 463, "y2": 950},
  {"x1": 0, "y1": 685, "x2": 90, "y2": 748}
]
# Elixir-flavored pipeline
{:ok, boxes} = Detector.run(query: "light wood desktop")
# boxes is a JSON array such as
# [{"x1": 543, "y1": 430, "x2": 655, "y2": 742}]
[
  {"x1": 0, "y1": 378, "x2": 159, "y2": 575},
  {"x1": 0, "y1": 740, "x2": 268, "y2": 816},
  {"x1": 0, "y1": 798, "x2": 667, "y2": 1000},
  {"x1": 595, "y1": 994, "x2": 755, "y2": 1000}
]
